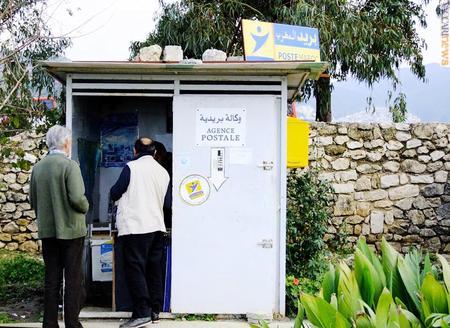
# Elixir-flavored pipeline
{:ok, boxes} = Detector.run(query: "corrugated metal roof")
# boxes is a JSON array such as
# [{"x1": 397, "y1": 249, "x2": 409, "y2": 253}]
[{"x1": 40, "y1": 60, "x2": 328, "y2": 100}]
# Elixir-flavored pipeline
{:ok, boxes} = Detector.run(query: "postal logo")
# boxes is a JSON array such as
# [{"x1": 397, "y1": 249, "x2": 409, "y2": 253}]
[
  {"x1": 251, "y1": 25, "x2": 270, "y2": 53},
  {"x1": 185, "y1": 180, "x2": 204, "y2": 201},
  {"x1": 179, "y1": 174, "x2": 210, "y2": 206},
  {"x1": 242, "y1": 20, "x2": 275, "y2": 60}
]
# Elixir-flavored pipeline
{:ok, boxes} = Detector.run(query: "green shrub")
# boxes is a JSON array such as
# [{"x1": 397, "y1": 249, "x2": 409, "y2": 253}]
[
  {"x1": 286, "y1": 169, "x2": 335, "y2": 314},
  {"x1": 327, "y1": 221, "x2": 352, "y2": 256},
  {"x1": 0, "y1": 253, "x2": 44, "y2": 285},
  {"x1": 296, "y1": 238, "x2": 450, "y2": 328},
  {"x1": 0, "y1": 312, "x2": 14, "y2": 324},
  {"x1": 286, "y1": 169, "x2": 334, "y2": 280},
  {"x1": 286, "y1": 275, "x2": 322, "y2": 316},
  {"x1": 0, "y1": 251, "x2": 44, "y2": 303}
]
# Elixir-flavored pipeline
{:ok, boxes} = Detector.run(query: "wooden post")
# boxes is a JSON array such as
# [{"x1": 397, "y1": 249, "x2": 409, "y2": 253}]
[{"x1": 112, "y1": 233, "x2": 117, "y2": 312}]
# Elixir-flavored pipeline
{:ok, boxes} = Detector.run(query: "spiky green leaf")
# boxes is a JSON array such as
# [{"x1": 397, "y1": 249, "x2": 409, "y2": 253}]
[
  {"x1": 337, "y1": 262, "x2": 363, "y2": 320},
  {"x1": 421, "y1": 273, "x2": 448, "y2": 315},
  {"x1": 397, "y1": 255, "x2": 422, "y2": 316},
  {"x1": 322, "y1": 265, "x2": 337, "y2": 303},
  {"x1": 375, "y1": 288, "x2": 394, "y2": 327},
  {"x1": 437, "y1": 255, "x2": 450, "y2": 293},
  {"x1": 301, "y1": 293, "x2": 351, "y2": 328},
  {"x1": 356, "y1": 238, "x2": 386, "y2": 287},
  {"x1": 354, "y1": 249, "x2": 384, "y2": 308},
  {"x1": 294, "y1": 299, "x2": 305, "y2": 328}
]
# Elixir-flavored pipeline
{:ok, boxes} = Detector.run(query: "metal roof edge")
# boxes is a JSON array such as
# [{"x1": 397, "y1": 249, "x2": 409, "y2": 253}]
[{"x1": 39, "y1": 60, "x2": 328, "y2": 83}]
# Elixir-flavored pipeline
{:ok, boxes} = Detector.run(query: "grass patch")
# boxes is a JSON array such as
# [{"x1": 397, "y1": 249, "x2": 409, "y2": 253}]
[
  {"x1": 0, "y1": 312, "x2": 15, "y2": 323},
  {"x1": 0, "y1": 248, "x2": 41, "y2": 260},
  {"x1": 175, "y1": 314, "x2": 216, "y2": 321},
  {"x1": 0, "y1": 249, "x2": 44, "y2": 304}
]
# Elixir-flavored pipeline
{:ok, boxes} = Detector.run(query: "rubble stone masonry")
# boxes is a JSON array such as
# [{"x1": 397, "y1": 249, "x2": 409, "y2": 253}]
[
  {"x1": 310, "y1": 122, "x2": 450, "y2": 255},
  {"x1": 1, "y1": 122, "x2": 449, "y2": 255}
]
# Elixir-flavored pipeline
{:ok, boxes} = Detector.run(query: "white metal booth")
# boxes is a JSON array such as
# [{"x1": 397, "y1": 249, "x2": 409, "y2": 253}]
[{"x1": 43, "y1": 60, "x2": 327, "y2": 316}]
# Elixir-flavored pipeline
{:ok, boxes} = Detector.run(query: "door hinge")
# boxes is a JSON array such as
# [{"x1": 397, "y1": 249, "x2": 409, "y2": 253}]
[
  {"x1": 257, "y1": 161, "x2": 274, "y2": 171},
  {"x1": 257, "y1": 239, "x2": 273, "y2": 248}
]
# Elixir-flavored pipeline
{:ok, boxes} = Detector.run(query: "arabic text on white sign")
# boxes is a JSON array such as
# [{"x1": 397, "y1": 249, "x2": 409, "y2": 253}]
[{"x1": 196, "y1": 108, "x2": 246, "y2": 147}]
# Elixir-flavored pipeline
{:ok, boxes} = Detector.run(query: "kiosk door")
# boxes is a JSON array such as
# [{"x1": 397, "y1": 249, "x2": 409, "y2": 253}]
[{"x1": 172, "y1": 95, "x2": 280, "y2": 314}]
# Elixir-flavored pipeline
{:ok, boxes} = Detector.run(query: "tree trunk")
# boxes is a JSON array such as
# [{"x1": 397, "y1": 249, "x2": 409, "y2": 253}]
[{"x1": 315, "y1": 76, "x2": 332, "y2": 122}]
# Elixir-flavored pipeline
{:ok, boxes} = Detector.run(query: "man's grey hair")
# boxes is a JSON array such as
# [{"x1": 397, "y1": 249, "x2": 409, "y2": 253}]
[{"x1": 46, "y1": 125, "x2": 72, "y2": 151}]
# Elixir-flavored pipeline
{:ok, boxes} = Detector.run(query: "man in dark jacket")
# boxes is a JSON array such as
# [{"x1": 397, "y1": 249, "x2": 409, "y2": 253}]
[
  {"x1": 30, "y1": 125, "x2": 89, "y2": 328},
  {"x1": 110, "y1": 138, "x2": 169, "y2": 328}
]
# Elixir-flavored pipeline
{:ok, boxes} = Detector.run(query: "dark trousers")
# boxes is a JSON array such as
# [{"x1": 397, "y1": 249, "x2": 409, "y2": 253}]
[
  {"x1": 41, "y1": 237, "x2": 85, "y2": 328},
  {"x1": 120, "y1": 232, "x2": 164, "y2": 318}
]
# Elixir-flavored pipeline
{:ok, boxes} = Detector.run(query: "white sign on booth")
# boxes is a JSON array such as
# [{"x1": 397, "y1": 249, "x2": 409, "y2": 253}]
[{"x1": 195, "y1": 108, "x2": 246, "y2": 146}]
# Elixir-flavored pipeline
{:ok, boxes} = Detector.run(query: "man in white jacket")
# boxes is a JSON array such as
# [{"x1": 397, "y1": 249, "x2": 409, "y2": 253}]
[{"x1": 110, "y1": 138, "x2": 170, "y2": 328}]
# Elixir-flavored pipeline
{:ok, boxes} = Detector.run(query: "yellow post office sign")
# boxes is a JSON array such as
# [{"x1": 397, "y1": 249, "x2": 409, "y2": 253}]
[{"x1": 242, "y1": 19, "x2": 320, "y2": 62}]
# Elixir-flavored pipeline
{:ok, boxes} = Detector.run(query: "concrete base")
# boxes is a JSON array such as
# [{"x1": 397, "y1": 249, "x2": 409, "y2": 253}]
[
  {"x1": 80, "y1": 307, "x2": 176, "y2": 319},
  {"x1": 246, "y1": 312, "x2": 273, "y2": 324},
  {"x1": 0, "y1": 320, "x2": 294, "y2": 328}
]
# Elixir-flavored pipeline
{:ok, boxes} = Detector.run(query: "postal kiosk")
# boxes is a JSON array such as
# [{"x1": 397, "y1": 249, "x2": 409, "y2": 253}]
[{"x1": 42, "y1": 60, "x2": 327, "y2": 316}]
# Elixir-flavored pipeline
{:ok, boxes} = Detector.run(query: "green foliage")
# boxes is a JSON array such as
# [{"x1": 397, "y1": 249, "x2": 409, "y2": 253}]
[
  {"x1": 354, "y1": 248, "x2": 383, "y2": 308},
  {"x1": 135, "y1": 0, "x2": 430, "y2": 120},
  {"x1": 296, "y1": 238, "x2": 450, "y2": 327},
  {"x1": 328, "y1": 221, "x2": 352, "y2": 256},
  {"x1": 287, "y1": 275, "x2": 322, "y2": 316},
  {"x1": 0, "y1": 253, "x2": 44, "y2": 285},
  {"x1": 301, "y1": 293, "x2": 351, "y2": 328},
  {"x1": 0, "y1": 251, "x2": 44, "y2": 303},
  {"x1": 285, "y1": 168, "x2": 334, "y2": 315},
  {"x1": 176, "y1": 314, "x2": 216, "y2": 321},
  {"x1": 0, "y1": 0, "x2": 69, "y2": 165},
  {"x1": 0, "y1": 312, "x2": 15, "y2": 324},
  {"x1": 286, "y1": 169, "x2": 333, "y2": 280},
  {"x1": 286, "y1": 275, "x2": 302, "y2": 310},
  {"x1": 295, "y1": 301, "x2": 305, "y2": 328},
  {"x1": 389, "y1": 92, "x2": 408, "y2": 123},
  {"x1": 249, "y1": 320, "x2": 270, "y2": 328}
]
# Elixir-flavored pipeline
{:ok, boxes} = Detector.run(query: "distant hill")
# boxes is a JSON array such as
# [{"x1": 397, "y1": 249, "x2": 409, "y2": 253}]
[
  {"x1": 334, "y1": 107, "x2": 421, "y2": 123},
  {"x1": 330, "y1": 63, "x2": 450, "y2": 123}
]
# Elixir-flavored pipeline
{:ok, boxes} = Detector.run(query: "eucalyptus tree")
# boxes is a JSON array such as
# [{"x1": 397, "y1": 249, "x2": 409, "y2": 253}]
[
  {"x1": 0, "y1": 0, "x2": 70, "y2": 168},
  {"x1": 0, "y1": 0, "x2": 70, "y2": 138},
  {"x1": 131, "y1": 0, "x2": 429, "y2": 122}
]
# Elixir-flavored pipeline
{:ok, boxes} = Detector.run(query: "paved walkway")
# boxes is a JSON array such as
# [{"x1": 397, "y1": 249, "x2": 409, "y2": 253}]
[{"x1": 0, "y1": 320, "x2": 294, "y2": 328}]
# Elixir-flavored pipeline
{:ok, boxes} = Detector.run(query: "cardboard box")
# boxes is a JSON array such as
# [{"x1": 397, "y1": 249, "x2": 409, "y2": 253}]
[{"x1": 91, "y1": 239, "x2": 113, "y2": 282}]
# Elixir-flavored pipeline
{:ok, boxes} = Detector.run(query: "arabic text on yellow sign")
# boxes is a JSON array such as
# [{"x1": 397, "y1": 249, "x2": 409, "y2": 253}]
[{"x1": 242, "y1": 19, "x2": 320, "y2": 62}]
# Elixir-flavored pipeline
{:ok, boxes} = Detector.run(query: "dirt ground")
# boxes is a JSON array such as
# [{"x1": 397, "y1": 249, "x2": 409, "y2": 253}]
[{"x1": 0, "y1": 293, "x2": 43, "y2": 324}]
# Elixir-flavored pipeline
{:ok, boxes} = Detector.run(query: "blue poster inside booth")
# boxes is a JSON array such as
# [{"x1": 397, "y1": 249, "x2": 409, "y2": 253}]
[{"x1": 101, "y1": 114, "x2": 138, "y2": 168}]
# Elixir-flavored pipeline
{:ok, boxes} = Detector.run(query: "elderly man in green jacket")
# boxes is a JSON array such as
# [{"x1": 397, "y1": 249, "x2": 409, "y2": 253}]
[{"x1": 30, "y1": 125, "x2": 89, "y2": 328}]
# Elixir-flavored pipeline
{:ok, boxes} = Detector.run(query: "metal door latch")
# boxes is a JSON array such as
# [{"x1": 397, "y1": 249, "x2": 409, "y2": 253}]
[
  {"x1": 257, "y1": 239, "x2": 273, "y2": 248},
  {"x1": 257, "y1": 161, "x2": 274, "y2": 170}
]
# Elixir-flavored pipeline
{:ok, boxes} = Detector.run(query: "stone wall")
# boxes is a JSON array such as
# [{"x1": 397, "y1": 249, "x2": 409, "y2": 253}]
[
  {"x1": 310, "y1": 122, "x2": 450, "y2": 254},
  {"x1": 1, "y1": 123, "x2": 450, "y2": 255},
  {"x1": 0, "y1": 133, "x2": 44, "y2": 252}
]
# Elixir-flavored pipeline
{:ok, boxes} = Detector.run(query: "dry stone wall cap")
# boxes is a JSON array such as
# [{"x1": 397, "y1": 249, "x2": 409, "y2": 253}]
[
  {"x1": 163, "y1": 45, "x2": 183, "y2": 62},
  {"x1": 138, "y1": 45, "x2": 162, "y2": 61},
  {"x1": 180, "y1": 59, "x2": 203, "y2": 65},
  {"x1": 226, "y1": 56, "x2": 244, "y2": 61},
  {"x1": 202, "y1": 49, "x2": 227, "y2": 62}
]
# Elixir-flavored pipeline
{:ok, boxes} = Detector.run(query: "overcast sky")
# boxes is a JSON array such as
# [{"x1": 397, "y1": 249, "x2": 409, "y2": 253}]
[{"x1": 47, "y1": 0, "x2": 444, "y2": 65}]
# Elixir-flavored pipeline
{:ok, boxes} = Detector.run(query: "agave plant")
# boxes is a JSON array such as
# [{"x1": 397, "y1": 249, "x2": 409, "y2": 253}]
[{"x1": 295, "y1": 238, "x2": 450, "y2": 328}]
